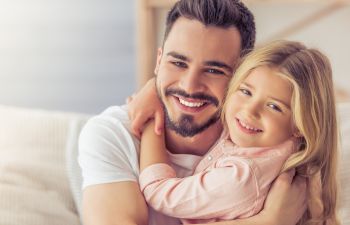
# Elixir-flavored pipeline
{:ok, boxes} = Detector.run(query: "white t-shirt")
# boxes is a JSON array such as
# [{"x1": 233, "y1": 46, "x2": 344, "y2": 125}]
[{"x1": 78, "y1": 105, "x2": 203, "y2": 225}]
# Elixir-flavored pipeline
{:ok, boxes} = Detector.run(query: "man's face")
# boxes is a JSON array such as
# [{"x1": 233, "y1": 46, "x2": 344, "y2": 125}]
[{"x1": 155, "y1": 17, "x2": 241, "y2": 137}]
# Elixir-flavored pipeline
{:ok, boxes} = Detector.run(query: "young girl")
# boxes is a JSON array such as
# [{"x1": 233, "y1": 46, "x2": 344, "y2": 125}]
[{"x1": 134, "y1": 41, "x2": 339, "y2": 225}]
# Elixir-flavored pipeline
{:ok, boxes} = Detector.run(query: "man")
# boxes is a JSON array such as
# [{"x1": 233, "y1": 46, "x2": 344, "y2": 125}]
[{"x1": 79, "y1": 1, "x2": 306, "y2": 225}]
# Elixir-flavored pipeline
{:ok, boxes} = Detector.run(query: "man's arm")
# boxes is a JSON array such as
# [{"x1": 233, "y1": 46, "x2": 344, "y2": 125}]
[
  {"x1": 82, "y1": 182, "x2": 148, "y2": 225},
  {"x1": 78, "y1": 109, "x2": 149, "y2": 225}
]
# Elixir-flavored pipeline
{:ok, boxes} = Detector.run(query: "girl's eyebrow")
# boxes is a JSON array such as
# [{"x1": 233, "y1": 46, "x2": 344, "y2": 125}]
[{"x1": 241, "y1": 82, "x2": 254, "y2": 90}]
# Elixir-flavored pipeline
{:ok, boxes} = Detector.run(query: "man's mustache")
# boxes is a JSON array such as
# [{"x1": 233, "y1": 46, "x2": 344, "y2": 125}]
[{"x1": 165, "y1": 88, "x2": 219, "y2": 107}]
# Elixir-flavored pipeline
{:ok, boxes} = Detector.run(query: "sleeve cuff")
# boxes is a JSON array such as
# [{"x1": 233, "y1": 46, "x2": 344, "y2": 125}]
[{"x1": 139, "y1": 163, "x2": 176, "y2": 191}]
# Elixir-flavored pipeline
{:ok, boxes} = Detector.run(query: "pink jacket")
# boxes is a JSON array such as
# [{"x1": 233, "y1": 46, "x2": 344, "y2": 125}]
[{"x1": 139, "y1": 137, "x2": 296, "y2": 224}]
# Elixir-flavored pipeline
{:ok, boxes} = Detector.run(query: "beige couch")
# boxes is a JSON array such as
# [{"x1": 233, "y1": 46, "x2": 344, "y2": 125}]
[
  {"x1": 0, "y1": 105, "x2": 88, "y2": 225},
  {"x1": 0, "y1": 104, "x2": 349, "y2": 225}
]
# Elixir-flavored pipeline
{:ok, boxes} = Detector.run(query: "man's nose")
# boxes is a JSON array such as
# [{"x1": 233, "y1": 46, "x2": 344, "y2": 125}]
[{"x1": 178, "y1": 68, "x2": 204, "y2": 94}]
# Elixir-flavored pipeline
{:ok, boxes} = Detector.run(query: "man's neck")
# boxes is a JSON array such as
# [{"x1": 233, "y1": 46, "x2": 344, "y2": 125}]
[{"x1": 165, "y1": 122, "x2": 223, "y2": 156}]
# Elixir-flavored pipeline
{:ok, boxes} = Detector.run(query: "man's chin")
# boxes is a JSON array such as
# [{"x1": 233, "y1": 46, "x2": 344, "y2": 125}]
[{"x1": 165, "y1": 112, "x2": 220, "y2": 138}]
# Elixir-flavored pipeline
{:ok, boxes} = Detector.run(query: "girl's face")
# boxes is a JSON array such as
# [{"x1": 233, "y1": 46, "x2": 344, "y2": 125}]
[{"x1": 225, "y1": 66, "x2": 295, "y2": 147}]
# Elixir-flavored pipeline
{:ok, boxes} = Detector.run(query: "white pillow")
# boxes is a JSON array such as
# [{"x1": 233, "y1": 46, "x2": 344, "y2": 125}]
[{"x1": 0, "y1": 105, "x2": 88, "y2": 225}]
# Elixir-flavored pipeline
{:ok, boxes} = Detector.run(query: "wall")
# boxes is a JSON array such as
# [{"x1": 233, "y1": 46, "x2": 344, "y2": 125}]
[
  {"x1": 250, "y1": 2, "x2": 350, "y2": 94},
  {"x1": 155, "y1": 2, "x2": 350, "y2": 98},
  {"x1": 0, "y1": 0, "x2": 136, "y2": 114}
]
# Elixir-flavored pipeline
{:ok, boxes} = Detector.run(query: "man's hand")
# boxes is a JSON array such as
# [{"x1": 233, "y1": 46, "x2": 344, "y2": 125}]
[
  {"x1": 197, "y1": 169, "x2": 307, "y2": 225},
  {"x1": 127, "y1": 77, "x2": 164, "y2": 138},
  {"x1": 260, "y1": 169, "x2": 307, "y2": 225}
]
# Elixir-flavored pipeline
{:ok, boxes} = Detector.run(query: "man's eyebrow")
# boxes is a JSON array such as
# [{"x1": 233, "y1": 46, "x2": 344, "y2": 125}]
[
  {"x1": 166, "y1": 52, "x2": 233, "y2": 72},
  {"x1": 205, "y1": 61, "x2": 233, "y2": 73},
  {"x1": 167, "y1": 51, "x2": 189, "y2": 62}
]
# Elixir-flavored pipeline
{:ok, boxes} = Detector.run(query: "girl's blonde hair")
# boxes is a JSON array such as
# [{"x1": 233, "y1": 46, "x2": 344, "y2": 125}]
[{"x1": 222, "y1": 40, "x2": 339, "y2": 225}]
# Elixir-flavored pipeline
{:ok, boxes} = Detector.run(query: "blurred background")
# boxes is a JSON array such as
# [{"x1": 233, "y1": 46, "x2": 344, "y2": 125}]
[
  {"x1": 0, "y1": 0, "x2": 136, "y2": 114},
  {"x1": 0, "y1": 0, "x2": 349, "y2": 114}
]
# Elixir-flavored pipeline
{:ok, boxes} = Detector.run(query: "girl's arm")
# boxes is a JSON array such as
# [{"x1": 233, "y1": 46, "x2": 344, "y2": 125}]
[
  {"x1": 138, "y1": 153, "x2": 258, "y2": 220},
  {"x1": 139, "y1": 140, "x2": 298, "y2": 221},
  {"x1": 139, "y1": 120, "x2": 169, "y2": 171}
]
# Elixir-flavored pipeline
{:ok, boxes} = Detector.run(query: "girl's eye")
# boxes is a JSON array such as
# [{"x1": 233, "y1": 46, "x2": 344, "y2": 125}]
[
  {"x1": 268, "y1": 103, "x2": 282, "y2": 112},
  {"x1": 239, "y1": 88, "x2": 251, "y2": 96}
]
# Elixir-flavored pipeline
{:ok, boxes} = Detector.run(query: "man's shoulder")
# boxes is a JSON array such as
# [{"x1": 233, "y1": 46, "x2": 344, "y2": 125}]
[
  {"x1": 97, "y1": 104, "x2": 129, "y2": 123},
  {"x1": 78, "y1": 105, "x2": 140, "y2": 188},
  {"x1": 80, "y1": 104, "x2": 136, "y2": 145},
  {"x1": 88, "y1": 105, "x2": 130, "y2": 129}
]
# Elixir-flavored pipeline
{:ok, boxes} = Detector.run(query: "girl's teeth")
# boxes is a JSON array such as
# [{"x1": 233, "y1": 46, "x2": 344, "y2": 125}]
[
  {"x1": 179, "y1": 98, "x2": 204, "y2": 107},
  {"x1": 240, "y1": 120, "x2": 261, "y2": 132}
]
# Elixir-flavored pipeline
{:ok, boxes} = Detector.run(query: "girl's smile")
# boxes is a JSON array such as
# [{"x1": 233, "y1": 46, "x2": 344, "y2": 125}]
[
  {"x1": 225, "y1": 66, "x2": 294, "y2": 148},
  {"x1": 235, "y1": 118, "x2": 263, "y2": 134}
]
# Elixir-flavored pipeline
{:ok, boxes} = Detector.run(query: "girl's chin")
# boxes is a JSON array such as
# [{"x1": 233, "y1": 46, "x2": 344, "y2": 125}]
[
  {"x1": 231, "y1": 137, "x2": 258, "y2": 148},
  {"x1": 231, "y1": 139, "x2": 248, "y2": 147}
]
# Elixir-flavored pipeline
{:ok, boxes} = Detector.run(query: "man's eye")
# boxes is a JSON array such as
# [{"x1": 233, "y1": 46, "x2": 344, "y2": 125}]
[
  {"x1": 239, "y1": 88, "x2": 251, "y2": 96},
  {"x1": 268, "y1": 103, "x2": 282, "y2": 112},
  {"x1": 172, "y1": 61, "x2": 187, "y2": 68},
  {"x1": 206, "y1": 68, "x2": 224, "y2": 75}
]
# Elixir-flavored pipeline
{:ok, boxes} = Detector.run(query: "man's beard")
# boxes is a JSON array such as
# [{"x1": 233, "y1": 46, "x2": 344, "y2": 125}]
[{"x1": 160, "y1": 88, "x2": 221, "y2": 137}]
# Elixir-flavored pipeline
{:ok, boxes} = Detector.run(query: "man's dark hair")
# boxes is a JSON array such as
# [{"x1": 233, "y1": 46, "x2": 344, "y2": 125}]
[{"x1": 164, "y1": 0, "x2": 256, "y2": 56}]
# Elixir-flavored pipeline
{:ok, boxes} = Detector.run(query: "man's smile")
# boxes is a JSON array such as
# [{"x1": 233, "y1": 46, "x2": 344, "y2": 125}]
[{"x1": 171, "y1": 95, "x2": 210, "y2": 113}]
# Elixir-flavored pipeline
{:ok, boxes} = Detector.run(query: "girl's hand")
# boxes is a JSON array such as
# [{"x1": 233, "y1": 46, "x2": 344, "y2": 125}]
[{"x1": 127, "y1": 77, "x2": 164, "y2": 138}]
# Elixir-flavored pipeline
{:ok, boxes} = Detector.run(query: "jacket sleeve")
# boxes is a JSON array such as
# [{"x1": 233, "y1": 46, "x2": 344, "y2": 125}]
[{"x1": 138, "y1": 158, "x2": 259, "y2": 219}]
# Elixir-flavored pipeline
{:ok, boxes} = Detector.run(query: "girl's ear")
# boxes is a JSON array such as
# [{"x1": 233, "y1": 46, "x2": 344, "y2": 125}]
[{"x1": 293, "y1": 130, "x2": 303, "y2": 138}]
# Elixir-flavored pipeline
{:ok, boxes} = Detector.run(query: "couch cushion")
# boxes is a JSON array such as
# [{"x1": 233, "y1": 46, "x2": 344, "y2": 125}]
[
  {"x1": 66, "y1": 118, "x2": 89, "y2": 217},
  {"x1": 0, "y1": 105, "x2": 89, "y2": 225}
]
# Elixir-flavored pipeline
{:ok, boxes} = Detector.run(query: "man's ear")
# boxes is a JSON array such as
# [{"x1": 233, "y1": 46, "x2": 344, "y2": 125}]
[{"x1": 154, "y1": 47, "x2": 163, "y2": 75}]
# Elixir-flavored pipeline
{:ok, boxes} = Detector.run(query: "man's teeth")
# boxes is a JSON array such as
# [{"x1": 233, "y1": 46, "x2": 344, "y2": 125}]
[
  {"x1": 179, "y1": 98, "x2": 205, "y2": 107},
  {"x1": 240, "y1": 120, "x2": 262, "y2": 132}
]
